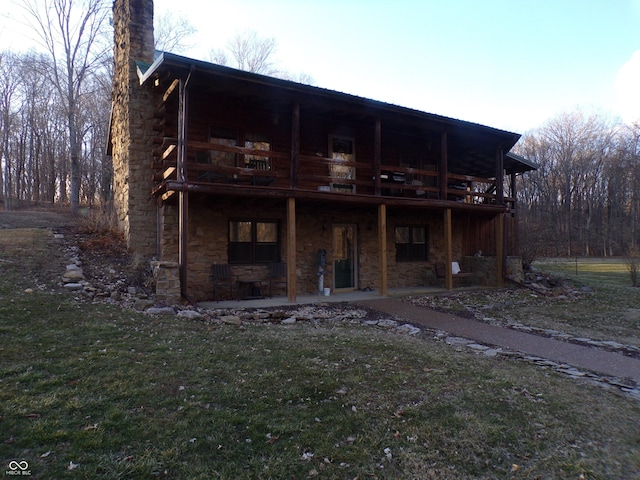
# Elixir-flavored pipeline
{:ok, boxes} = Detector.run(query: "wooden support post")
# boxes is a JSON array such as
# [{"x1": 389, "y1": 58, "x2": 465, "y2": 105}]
[
  {"x1": 510, "y1": 171, "x2": 517, "y2": 214},
  {"x1": 440, "y1": 131, "x2": 448, "y2": 200},
  {"x1": 495, "y1": 146, "x2": 504, "y2": 205},
  {"x1": 177, "y1": 75, "x2": 190, "y2": 300},
  {"x1": 179, "y1": 190, "x2": 188, "y2": 299},
  {"x1": 177, "y1": 78, "x2": 186, "y2": 182},
  {"x1": 444, "y1": 208, "x2": 453, "y2": 290},
  {"x1": 374, "y1": 118, "x2": 381, "y2": 196},
  {"x1": 290, "y1": 101, "x2": 300, "y2": 189},
  {"x1": 378, "y1": 203, "x2": 387, "y2": 296},
  {"x1": 496, "y1": 212, "x2": 505, "y2": 287},
  {"x1": 287, "y1": 197, "x2": 297, "y2": 302}
]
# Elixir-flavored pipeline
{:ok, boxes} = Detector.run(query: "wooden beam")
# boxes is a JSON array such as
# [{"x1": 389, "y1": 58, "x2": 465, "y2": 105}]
[
  {"x1": 290, "y1": 101, "x2": 300, "y2": 189},
  {"x1": 444, "y1": 208, "x2": 453, "y2": 290},
  {"x1": 160, "y1": 190, "x2": 175, "y2": 202},
  {"x1": 177, "y1": 79, "x2": 186, "y2": 182},
  {"x1": 374, "y1": 118, "x2": 381, "y2": 196},
  {"x1": 440, "y1": 131, "x2": 448, "y2": 201},
  {"x1": 495, "y1": 146, "x2": 504, "y2": 205},
  {"x1": 163, "y1": 78, "x2": 179, "y2": 103},
  {"x1": 287, "y1": 197, "x2": 297, "y2": 302},
  {"x1": 153, "y1": 166, "x2": 176, "y2": 182},
  {"x1": 162, "y1": 144, "x2": 176, "y2": 160},
  {"x1": 378, "y1": 203, "x2": 387, "y2": 296}
]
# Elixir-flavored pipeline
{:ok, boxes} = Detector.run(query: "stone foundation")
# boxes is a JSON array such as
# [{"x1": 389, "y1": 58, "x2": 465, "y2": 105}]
[
  {"x1": 505, "y1": 256, "x2": 524, "y2": 283},
  {"x1": 151, "y1": 261, "x2": 181, "y2": 304}
]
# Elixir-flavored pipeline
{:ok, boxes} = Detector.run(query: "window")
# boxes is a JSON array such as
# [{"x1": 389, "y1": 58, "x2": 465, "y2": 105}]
[
  {"x1": 209, "y1": 126, "x2": 237, "y2": 166},
  {"x1": 395, "y1": 226, "x2": 428, "y2": 262},
  {"x1": 229, "y1": 220, "x2": 280, "y2": 264},
  {"x1": 244, "y1": 132, "x2": 271, "y2": 170},
  {"x1": 330, "y1": 136, "x2": 355, "y2": 192}
]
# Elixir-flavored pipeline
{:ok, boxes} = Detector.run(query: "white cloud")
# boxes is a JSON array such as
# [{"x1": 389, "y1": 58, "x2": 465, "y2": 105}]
[{"x1": 615, "y1": 50, "x2": 640, "y2": 123}]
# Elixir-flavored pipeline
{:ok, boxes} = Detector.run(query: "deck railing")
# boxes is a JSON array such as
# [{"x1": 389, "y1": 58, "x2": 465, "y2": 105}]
[{"x1": 153, "y1": 140, "x2": 512, "y2": 208}]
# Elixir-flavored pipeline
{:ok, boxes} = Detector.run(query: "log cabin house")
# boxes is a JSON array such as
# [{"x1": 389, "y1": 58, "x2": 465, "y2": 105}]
[{"x1": 110, "y1": 0, "x2": 537, "y2": 303}]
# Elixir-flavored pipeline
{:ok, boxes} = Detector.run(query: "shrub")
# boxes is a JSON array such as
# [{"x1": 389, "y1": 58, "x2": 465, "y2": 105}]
[{"x1": 625, "y1": 247, "x2": 640, "y2": 287}]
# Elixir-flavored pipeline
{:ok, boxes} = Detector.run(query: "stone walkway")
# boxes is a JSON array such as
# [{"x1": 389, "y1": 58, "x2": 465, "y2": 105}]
[{"x1": 357, "y1": 297, "x2": 640, "y2": 391}]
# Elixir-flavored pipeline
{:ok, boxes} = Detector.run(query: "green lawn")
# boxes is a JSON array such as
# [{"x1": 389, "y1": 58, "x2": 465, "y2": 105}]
[
  {"x1": 2, "y1": 229, "x2": 640, "y2": 479},
  {"x1": 535, "y1": 257, "x2": 633, "y2": 286}
]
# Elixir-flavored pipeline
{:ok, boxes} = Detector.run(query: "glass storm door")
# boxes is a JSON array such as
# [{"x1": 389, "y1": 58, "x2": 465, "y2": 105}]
[{"x1": 333, "y1": 225, "x2": 357, "y2": 290}]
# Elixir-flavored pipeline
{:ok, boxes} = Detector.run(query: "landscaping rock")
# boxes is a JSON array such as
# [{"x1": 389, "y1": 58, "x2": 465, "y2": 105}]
[
  {"x1": 376, "y1": 319, "x2": 399, "y2": 328},
  {"x1": 220, "y1": 315, "x2": 242, "y2": 325},
  {"x1": 177, "y1": 310, "x2": 204, "y2": 320},
  {"x1": 396, "y1": 324, "x2": 421, "y2": 335},
  {"x1": 445, "y1": 336, "x2": 474, "y2": 346},
  {"x1": 146, "y1": 307, "x2": 176, "y2": 315}
]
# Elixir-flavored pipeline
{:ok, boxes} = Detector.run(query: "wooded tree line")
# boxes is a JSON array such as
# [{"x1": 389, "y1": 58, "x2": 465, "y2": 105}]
[
  {"x1": 0, "y1": 49, "x2": 111, "y2": 209},
  {"x1": 515, "y1": 112, "x2": 640, "y2": 259}
]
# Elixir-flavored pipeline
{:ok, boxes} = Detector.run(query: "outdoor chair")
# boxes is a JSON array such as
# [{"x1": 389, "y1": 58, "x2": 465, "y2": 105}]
[
  {"x1": 212, "y1": 263, "x2": 235, "y2": 302},
  {"x1": 247, "y1": 158, "x2": 275, "y2": 186},
  {"x1": 268, "y1": 262, "x2": 287, "y2": 297},
  {"x1": 435, "y1": 261, "x2": 474, "y2": 284}
]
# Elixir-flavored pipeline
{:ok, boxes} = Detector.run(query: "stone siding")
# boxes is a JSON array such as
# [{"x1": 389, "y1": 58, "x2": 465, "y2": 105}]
[
  {"x1": 158, "y1": 198, "x2": 468, "y2": 301},
  {"x1": 111, "y1": 0, "x2": 157, "y2": 255},
  {"x1": 151, "y1": 261, "x2": 181, "y2": 304}
]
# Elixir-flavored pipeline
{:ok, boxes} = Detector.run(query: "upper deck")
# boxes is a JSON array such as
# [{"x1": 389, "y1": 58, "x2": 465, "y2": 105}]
[{"x1": 141, "y1": 51, "x2": 535, "y2": 210}]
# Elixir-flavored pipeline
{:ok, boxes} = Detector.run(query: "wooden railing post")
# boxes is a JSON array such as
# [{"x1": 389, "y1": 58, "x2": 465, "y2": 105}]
[
  {"x1": 290, "y1": 101, "x2": 300, "y2": 189},
  {"x1": 496, "y1": 146, "x2": 504, "y2": 205},
  {"x1": 440, "y1": 131, "x2": 448, "y2": 201}
]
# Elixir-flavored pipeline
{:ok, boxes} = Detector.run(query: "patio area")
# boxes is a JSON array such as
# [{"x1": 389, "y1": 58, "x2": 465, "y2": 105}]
[{"x1": 198, "y1": 286, "x2": 472, "y2": 310}]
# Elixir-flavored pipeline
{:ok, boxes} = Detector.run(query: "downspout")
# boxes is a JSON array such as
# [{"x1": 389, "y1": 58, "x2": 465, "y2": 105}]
[{"x1": 178, "y1": 68, "x2": 194, "y2": 301}]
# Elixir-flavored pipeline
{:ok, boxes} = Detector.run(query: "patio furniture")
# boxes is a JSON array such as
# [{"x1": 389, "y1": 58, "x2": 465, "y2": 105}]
[
  {"x1": 268, "y1": 262, "x2": 287, "y2": 297},
  {"x1": 212, "y1": 264, "x2": 234, "y2": 302}
]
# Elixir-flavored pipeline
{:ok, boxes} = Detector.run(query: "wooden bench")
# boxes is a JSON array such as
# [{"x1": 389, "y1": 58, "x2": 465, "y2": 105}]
[{"x1": 435, "y1": 262, "x2": 474, "y2": 283}]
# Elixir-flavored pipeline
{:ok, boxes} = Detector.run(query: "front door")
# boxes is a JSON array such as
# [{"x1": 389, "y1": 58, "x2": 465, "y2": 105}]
[{"x1": 333, "y1": 224, "x2": 357, "y2": 290}]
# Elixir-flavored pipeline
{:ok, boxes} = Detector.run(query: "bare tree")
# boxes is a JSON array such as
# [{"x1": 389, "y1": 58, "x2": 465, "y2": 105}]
[
  {"x1": 18, "y1": 0, "x2": 110, "y2": 213},
  {"x1": 209, "y1": 29, "x2": 314, "y2": 84},
  {"x1": 209, "y1": 30, "x2": 277, "y2": 75},
  {"x1": 514, "y1": 110, "x2": 640, "y2": 258},
  {"x1": 0, "y1": 52, "x2": 21, "y2": 208},
  {"x1": 154, "y1": 12, "x2": 196, "y2": 54}
]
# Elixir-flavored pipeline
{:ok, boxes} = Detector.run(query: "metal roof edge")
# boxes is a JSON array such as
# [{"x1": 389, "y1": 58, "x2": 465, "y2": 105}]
[
  {"x1": 137, "y1": 50, "x2": 166, "y2": 85},
  {"x1": 506, "y1": 152, "x2": 539, "y2": 171}
]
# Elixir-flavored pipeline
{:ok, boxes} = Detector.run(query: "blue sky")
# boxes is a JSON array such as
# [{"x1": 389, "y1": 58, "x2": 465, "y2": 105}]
[{"x1": 2, "y1": 0, "x2": 639, "y2": 133}]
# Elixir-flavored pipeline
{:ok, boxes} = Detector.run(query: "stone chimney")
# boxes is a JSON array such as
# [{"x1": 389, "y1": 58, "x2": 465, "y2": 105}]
[{"x1": 111, "y1": 0, "x2": 156, "y2": 255}]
